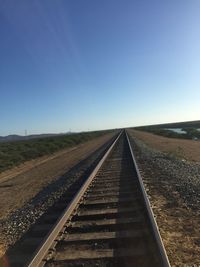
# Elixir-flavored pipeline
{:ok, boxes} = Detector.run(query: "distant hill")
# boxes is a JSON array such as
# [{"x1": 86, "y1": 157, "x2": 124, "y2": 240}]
[{"x1": 0, "y1": 133, "x2": 68, "y2": 143}]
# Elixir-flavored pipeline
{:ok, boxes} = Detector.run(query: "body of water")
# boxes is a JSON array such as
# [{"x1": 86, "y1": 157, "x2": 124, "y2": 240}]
[{"x1": 165, "y1": 128, "x2": 187, "y2": 134}]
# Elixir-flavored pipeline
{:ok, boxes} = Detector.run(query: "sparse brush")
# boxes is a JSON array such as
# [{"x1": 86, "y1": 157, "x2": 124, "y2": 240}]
[{"x1": 0, "y1": 130, "x2": 113, "y2": 173}]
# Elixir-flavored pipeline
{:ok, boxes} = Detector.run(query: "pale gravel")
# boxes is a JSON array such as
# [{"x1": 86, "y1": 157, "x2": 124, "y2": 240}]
[{"x1": 128, "y1": 134, "x2": 200, "y2": 210}]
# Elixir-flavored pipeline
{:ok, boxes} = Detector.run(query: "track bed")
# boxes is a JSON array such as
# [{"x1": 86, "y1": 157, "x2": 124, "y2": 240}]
[{"x1": 6, "y1": 132, "x2": 170, "y2": 267}]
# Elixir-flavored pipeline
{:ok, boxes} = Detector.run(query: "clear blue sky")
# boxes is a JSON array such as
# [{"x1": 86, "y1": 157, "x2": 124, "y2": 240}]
[{"x1": 0, "y1": 0, "x2": 200, "y2": 135}]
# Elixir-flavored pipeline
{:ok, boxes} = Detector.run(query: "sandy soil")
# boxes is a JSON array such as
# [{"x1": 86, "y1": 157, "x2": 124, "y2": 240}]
[
  {"x1": 130, "y1": 129, "x2": 200, "y2": 162},
  {"x1": 0, "y1": 132, "x2": 115, "y2": 221},
  {"x1": 128, "y1": 129, "x2": 200, "y2": 266}
]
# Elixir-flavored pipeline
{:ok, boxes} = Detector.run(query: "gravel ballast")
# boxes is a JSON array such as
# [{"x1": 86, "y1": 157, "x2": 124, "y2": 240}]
[
  {"x1": 129, "y1": 136, "x2": 200, "y2": 209},
  {"x1": 128, "y1": 130, "x2": 200, "y2": 266}
]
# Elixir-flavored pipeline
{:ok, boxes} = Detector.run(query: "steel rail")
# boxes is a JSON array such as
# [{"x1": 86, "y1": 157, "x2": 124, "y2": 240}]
[
  {"x1": 126, "y1": 130, "x2": 171, "y2": 267},
  {"x1": 27, "y1": 130, "x2": 171, "y2": 267},
  {"x1": 27, "y1": 131, "x2": 122, "y2": 267}
]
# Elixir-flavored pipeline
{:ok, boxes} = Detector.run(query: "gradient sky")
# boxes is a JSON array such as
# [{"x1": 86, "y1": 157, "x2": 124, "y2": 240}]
[{"x1": 0, "y1": 0, "x2": 200, "y2": 135}]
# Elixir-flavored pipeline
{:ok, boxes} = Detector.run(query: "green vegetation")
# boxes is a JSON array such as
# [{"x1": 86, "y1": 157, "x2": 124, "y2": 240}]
[
  {"x1": 182, "y1": 128, "x2": 200, "y2": 139},
  {"x1": 134, "y1": 120, "x2": 200, "y2": 140},
  {"x1": 135, "y1": 126, "x2": 188, "y2": 139},
  {"x1": 140, "y1": 120, "x2": 200, "y2": 129},
  {"x1": 0, "y1": 130, "x2": 113, "y2": 173}
]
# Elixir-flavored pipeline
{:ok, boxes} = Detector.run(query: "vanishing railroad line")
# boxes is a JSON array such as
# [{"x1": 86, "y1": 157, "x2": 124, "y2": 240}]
[{"x1": 7, "y1": 131, "x2": 170, "y2": 267}]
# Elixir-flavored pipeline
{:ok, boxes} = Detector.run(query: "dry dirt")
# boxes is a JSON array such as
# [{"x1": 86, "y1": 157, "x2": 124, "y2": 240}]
[
  {"x1": 0, "y1": 132, "x2": 115, "y2": 221},
  {"x1": 128, "y1": 129, "x2": 200, "y2": 267},
  {"x1": 0, "y1": 132, "x2": 116, "y2": 257},
  {"x1": 130, "y1": 129, "x2": 200, "y2": 162}
]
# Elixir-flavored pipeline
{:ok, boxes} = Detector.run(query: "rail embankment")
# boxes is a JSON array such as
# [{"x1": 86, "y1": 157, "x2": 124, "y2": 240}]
[
  {"x1": 128, "y1": 129, "x2": 200, "y2": 266},
  {"x1": 129, "y1": 129, "x2": 200, "y2": 162}
]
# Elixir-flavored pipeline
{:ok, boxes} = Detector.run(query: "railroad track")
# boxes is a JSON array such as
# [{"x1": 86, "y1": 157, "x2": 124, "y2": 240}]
[{"x1": 6, "y1": 131, "x2": 170, "y2": 267}]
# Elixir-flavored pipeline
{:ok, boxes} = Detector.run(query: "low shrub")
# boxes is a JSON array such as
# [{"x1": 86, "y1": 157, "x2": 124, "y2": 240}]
[{"x1": 0, "y1": 130, "x2": 113, "y2": 173}]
